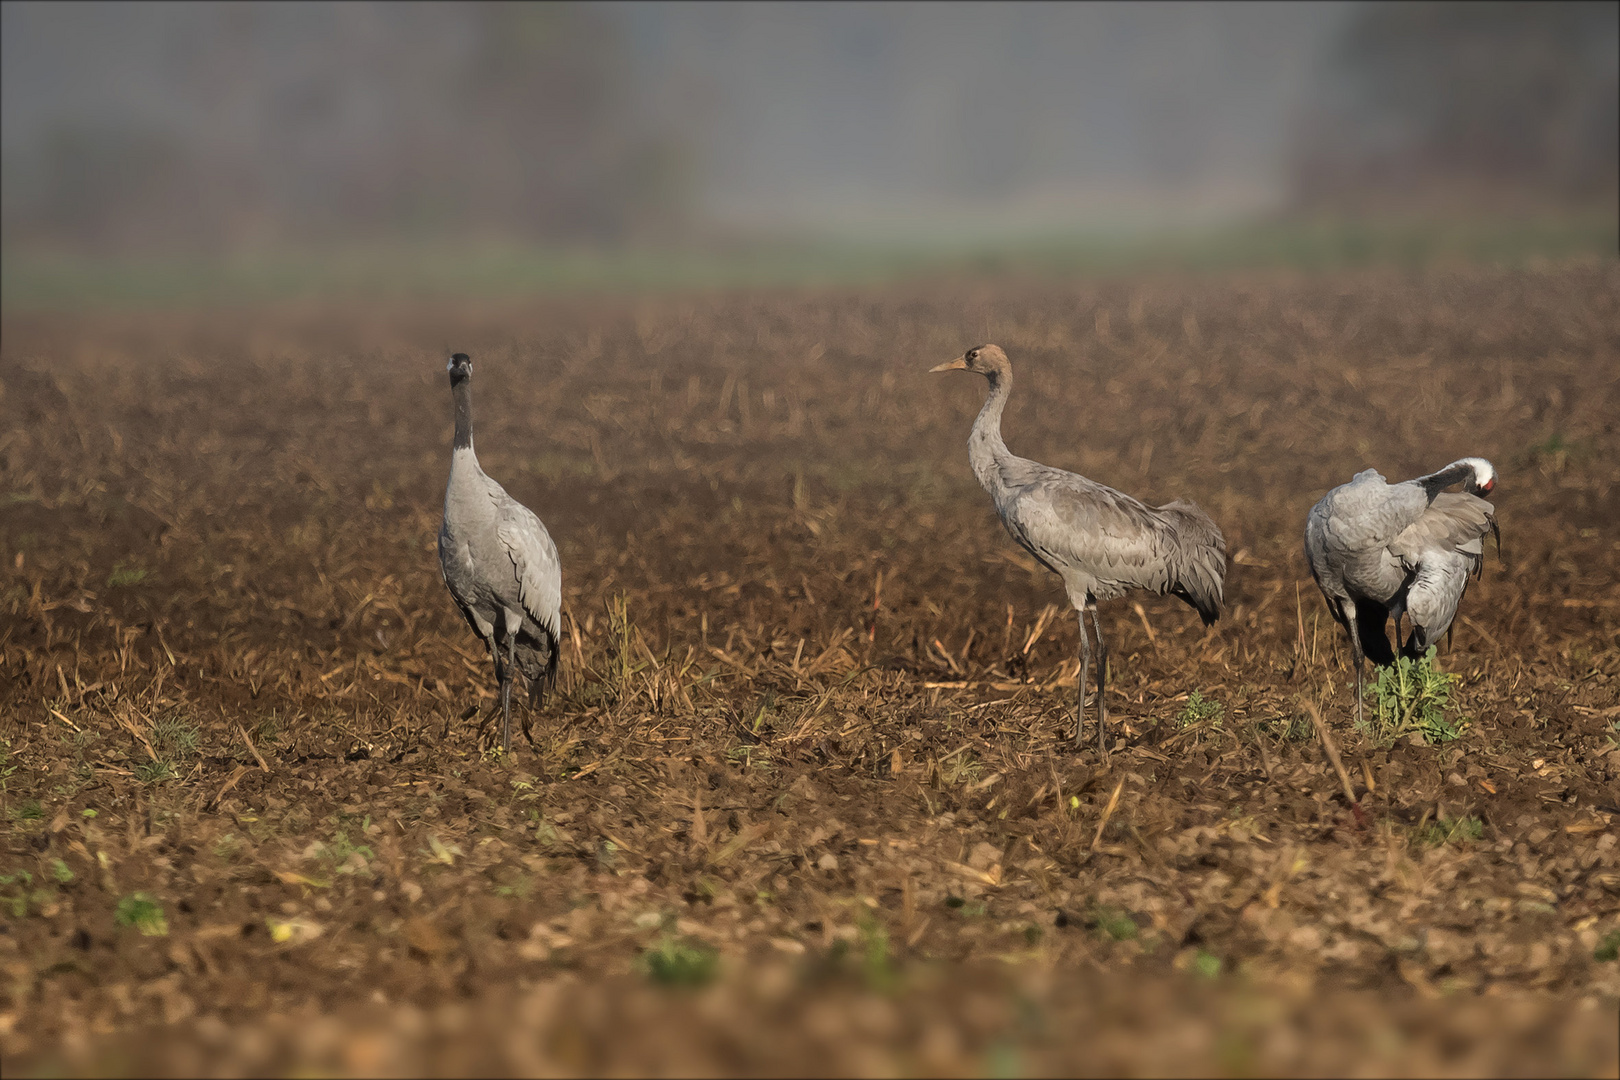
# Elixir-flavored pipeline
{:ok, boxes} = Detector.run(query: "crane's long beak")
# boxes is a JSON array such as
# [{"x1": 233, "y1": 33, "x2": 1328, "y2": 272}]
[{"x1": 930, "y1": 356, "x2": 969, "y2": 372}]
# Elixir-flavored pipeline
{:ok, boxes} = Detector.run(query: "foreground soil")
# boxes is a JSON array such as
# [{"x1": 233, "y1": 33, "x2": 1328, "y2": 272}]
[{"x1": 2, "y1": 259, "x2": 1618, "y2": 1076}]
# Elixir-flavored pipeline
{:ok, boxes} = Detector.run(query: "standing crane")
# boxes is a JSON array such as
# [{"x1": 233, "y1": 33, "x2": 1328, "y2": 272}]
[
  {"x1": 931, "y1": 345, "x2": 1227, "y2": 751},
  {"x1": 438, "y1": 352, "x2": 561, "y2": 752},
  {"x1": 1304, "y1": 458, "x2": 1498, "y2": 725}
]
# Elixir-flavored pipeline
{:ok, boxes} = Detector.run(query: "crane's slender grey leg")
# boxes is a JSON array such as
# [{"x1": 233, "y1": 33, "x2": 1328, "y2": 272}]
[
  {"x1": 1090, "y1": 602, "x2": 1109, "y2": 753},
  {"x1": 1074, "y1": 608, "x2": 1092, "y2": 748},
  {"x1": 501, "y1": 632, "x2": 517, "y2": 752},
  {"x1": 518, "y1": 659, "x2": 539, "y2": 750},
  {"x1": 1341, "y1": 601, "x2": 1365, "y2": 728},
  {"x1": 464, "y1": 634, "x2": 505, "y2": 744}
]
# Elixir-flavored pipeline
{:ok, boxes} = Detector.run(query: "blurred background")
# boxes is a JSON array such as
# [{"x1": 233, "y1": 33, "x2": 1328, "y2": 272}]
[{"x1": 2, "y1": 0, "x2": 1616, "y2": 304}]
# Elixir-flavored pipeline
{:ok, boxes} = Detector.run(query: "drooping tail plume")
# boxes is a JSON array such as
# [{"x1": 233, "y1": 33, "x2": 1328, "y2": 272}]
[{"x1": 1158, "y1": 498, "x2": 1227, "y2": 626}]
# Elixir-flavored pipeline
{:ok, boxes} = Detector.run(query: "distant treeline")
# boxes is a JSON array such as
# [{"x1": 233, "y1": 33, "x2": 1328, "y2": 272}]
[
  {"x1": 1292, "y1": 1, "x2": 1618, "y2": 213},
  {"x1": 2, "y1": 3, "x2": 691, "y2": 253},
  {"x1": 2, "y1": 1, "x2": 1614, "y2": 256}
]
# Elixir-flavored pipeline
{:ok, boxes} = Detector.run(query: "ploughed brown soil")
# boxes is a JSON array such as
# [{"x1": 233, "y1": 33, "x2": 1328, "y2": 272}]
[{"x1": 2, "y1": 260, "x2": 1618, "y2": 1076}]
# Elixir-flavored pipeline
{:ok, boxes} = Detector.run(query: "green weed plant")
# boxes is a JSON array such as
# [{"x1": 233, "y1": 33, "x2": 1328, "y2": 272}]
[
  {"x1": 114, "y1": 892, "x2": 168, "y2": 936},
  {"x1": 639, "y1": 935, "x2": 719, "y2": 988},
  {"x1": 1364, "y1": 647, "x2": 1466, "y2": 746},
  {"x1": 106, "y1": 563, "x2": 148, "y2": 588},
  {"x1": 0, "y1": 871, "x2": 53, "y2": 918},
  {"x1": 1416, "y1": 815, "x2": 1484, "y2": 847},
  {"x1": 857, "y1": 916, "x2": 901, "y2": 994},
  {"x1": 1088, "y1": 904, "x2": 1139, "y2": 942},
  {"x1": 1177, "y1": 691, "x2": 1225, "y2": 730}
]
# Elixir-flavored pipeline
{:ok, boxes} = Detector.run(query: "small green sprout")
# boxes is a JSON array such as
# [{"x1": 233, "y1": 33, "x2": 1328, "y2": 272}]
[
  {"x1": 639, "y1": 935, "x2": 719, "y2": 987},
  {"x1": 114, "y1": 892, "x2": 168, "y2": 936},
  {"x1": 1178, "y1": 691, "x2": 1225, "y2": 729}
]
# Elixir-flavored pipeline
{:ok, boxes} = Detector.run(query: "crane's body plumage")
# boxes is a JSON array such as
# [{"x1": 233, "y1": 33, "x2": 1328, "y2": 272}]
[
  {"x1": 938, "y1": 344, "x2": 1226, "y2": 748},
  {"x1": 439, "y1": 448, "x2": 561, "y2": 687},
  {"x1": 438, "y1": 353, "x2": 560, "y2": 750},
  {"x1": 1305, "y1": 459, "x2": 1498, "y2": 722}
]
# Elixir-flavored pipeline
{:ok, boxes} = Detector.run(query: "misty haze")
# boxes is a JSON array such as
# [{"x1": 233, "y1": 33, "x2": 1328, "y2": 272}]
[{"x1": 5, "y1": 1, "x2": 1612, "y2": 260}]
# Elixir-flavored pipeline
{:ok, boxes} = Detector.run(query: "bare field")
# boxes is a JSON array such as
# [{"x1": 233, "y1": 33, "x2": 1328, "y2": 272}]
[{"x1": 2, "y1": 260, "x2": 1619, "y2": 1076}]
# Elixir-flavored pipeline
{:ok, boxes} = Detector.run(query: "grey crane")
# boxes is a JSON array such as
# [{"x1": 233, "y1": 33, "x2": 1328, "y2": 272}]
[
  {"x1": 1304, "y1": 457, "x2": 1498, "y2": 725},
  {"x1": 931, "y1": 345, "x2": 1227, "y2": 750},
  {"x1": 438, "y1": 352, "x2": 561, "y2": 751}
]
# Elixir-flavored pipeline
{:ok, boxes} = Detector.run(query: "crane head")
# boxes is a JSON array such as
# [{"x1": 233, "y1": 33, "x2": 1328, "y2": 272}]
[
  {"x1": 930, "y1": 344, "x2": 1009, "y2": 376},
  {"x1": 446, "y1": 352, "x2": 473, "y2": 383},
  {"x1": 1454, "y1": 456, "x2": 1496, "y2": 496}
]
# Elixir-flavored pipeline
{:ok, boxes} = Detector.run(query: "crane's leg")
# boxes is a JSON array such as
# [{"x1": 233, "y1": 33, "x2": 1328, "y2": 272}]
[
  {"x1": 1074, "y1": 607, "x2": 1092, "y2": 749},
  {"x1": 518, "y1": 636, "x2": 555, "y2": 751},
  {"x1": 1090, "y1": 602, "x2": 1109, "y2": 753},
  {"x1": 461, "y1": 634, "x2": 505, "y2": 745},
  {"x1": 1341, "y1": 601, "x2": 1365, "y2": 728},
  {"x1": 501, "y1": 632, "x2": 517, "y2": 752},
  {"x1": 518, "y1": 668, "x2": 538, "y2": 750}
]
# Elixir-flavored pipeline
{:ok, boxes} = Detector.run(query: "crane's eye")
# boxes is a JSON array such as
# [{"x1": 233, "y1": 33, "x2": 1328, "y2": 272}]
[{"x1": 967, "y1": 350, "x2": 978, "y2": 361}]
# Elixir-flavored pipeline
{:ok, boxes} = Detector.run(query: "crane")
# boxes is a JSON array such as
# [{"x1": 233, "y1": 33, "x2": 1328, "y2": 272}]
[
  {"x1": 931, "y1": 344, "x2": 1227, "y2": 751},
  {"x1": 1304, "y1": 458, "x2": 1498, "y2": 725},
  {"x1": 438, "y1": 352, "x2": 561, "y2": 752}
]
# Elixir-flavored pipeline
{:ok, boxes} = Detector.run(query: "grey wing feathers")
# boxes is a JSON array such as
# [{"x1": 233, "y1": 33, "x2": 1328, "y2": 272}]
[
  {"x1": 1155, "y1": 498, "x2": 1227, "y2": 624},
  {"x1": 495, "y1": 494, "x2": 562, "y2": 637},
  {"x1": 1320, "y1": 472, "x2": 1431, "y2": 552},
  {"x1": 1401, "y1": 550, "x2": 1476, "y2": 651},
  {"x1": 1388, "y1": 492, "x2": 1496, "y2": 568},
  {"x1": 1303, "y1": 499, "x2": 1335, "y2": 593},
  {"x1": 1014, "y1": 471, "x2": 1225, "y2": 622},
  {"x1": 1388, "y1": 491, "x2": 1495, "y2": 654},
  {"x1": 1305, "y1": 471, "x2": 1436, "y2": 609},
  {"x1": 437, "y1": 520, "x2": 490, "y2": 639},
  {"x1": 1025, "y1": 479, "x2": 1169, "y2": 584},
  {"x1": 494, "y1": 493, "x2": 562, "y2": 703}
]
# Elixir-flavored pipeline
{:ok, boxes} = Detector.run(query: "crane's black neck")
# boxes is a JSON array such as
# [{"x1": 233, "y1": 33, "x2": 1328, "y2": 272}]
[
  {"x1": 1416, "y1": 460, "x2": 1472, "y2": 497},
  {"x1": 451, "y1": 374, "x2": 474, "y2": 450}
]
